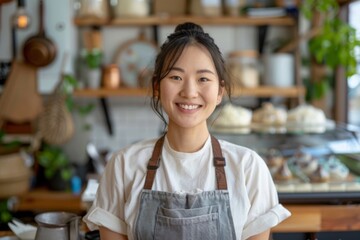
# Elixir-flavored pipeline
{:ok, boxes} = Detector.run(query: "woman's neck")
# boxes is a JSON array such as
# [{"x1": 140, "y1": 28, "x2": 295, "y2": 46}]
[{"x1": 166, "y1": 125, "x2": 210, "y2": 152}]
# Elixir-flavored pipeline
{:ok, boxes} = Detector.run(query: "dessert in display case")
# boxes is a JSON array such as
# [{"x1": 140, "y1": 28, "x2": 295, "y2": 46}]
[{"x1": 210, "y1": 103, "x2": 360, "y2": 204}]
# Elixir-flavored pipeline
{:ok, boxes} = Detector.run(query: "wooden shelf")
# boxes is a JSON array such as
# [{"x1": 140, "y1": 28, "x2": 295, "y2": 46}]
[
  {"x1": 73, "y1": 88, "x2": 150, "y2": 97},
  {"x1": 73, "y1": 15, "x2": 296, "y2": 27},
  {"x1": 233, "y1": 86, "x2": 305, "y2": 97},
  {"x1": 73, "y1": 86, "x2": 304, "y2": 98}
]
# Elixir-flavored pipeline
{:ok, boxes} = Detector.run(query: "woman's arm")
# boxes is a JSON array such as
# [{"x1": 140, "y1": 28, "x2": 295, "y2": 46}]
[
  {"x1": 99, "y1": 226, "x2": 128, "y2": 240},
  {"x1": 247, "y1": 229, "x2": 270, "y2": 240}
]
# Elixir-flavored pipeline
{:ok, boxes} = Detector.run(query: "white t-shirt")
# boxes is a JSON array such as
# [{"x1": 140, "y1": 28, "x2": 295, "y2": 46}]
[{"x1": 83, "y1": 135, "x2": 291, "y2": 240}]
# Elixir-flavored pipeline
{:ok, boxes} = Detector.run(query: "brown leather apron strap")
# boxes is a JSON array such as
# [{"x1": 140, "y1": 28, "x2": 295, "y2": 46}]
[
  {"x1": 143, "y1": 135, "x2": 165, "y2": 189},
  {"x1": 143, "y1": 135, "x2": 228, "y2": 190},
  {"x1": 211, "y1": 135, "x2": 228, "y2": 190}
]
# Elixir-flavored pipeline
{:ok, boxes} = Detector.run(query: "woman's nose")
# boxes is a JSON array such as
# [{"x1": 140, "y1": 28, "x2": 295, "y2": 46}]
[{"x1": 180, "y1": 79, "x2": 198, "y2": 98}]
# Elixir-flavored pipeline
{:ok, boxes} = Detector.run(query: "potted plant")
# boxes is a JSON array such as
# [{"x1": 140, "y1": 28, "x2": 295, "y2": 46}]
[
  {"x1": 37, "y1": 144, "x2": 73, "y2": 191},
  {"x1": 81, "y1": 48, "x2": 103, "y2": 89},
  {"x1": 301, "y1": 0, "x2": 360, "y2": 103}
]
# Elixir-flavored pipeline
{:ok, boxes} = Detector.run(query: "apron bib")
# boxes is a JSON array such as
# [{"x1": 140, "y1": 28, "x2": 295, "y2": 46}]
[{"x1": 134, "y1": 135, "x2": 236, "y2": 240}]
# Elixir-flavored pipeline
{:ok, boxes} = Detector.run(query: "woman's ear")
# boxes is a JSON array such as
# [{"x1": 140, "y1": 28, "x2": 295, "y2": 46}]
[
  {"x1": 217, "y1": 80, "x2": 225, "y2": 105},
  {"x1": 153, "y1": 76, "x2": 160, "y2": 98}
]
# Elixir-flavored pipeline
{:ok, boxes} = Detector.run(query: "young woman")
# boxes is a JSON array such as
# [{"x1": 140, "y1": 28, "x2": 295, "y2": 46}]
[{"x1": 83, "y1": 22, "x2": 291, "y2": 240}]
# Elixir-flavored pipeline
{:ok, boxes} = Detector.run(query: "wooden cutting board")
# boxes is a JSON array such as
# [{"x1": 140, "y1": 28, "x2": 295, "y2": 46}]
[{"x1": 0, "y1": 61, "x2": 43, "y2": 124}]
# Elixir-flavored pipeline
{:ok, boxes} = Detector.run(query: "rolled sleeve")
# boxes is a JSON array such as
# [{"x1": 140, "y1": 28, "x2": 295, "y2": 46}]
[
  {"x1": 83, "y1": 206, "x2": 128, "y2": 234},
  {"x1": 242, "y1": 204, "x2": 291, "y2": 239}
]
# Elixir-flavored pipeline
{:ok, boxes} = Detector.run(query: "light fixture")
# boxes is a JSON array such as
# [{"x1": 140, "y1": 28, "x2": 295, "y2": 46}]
[{"x1": 12, "y1": 0, "x2": 30, "y2": 29}]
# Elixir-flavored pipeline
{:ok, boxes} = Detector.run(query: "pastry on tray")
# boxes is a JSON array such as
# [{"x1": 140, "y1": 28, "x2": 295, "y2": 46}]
[
  {"x1": 309, "y1": 165, "x2": 330, "y2": 183},
  {"x1": 252, "y1": 102, "x2": 287, "y2": 125},
  {"x1": 287, "y1": 104, "x2": 327, "y2": 133},
  {"x1": 327, "y1": 155, "x2": 350, "y2": 181},
  {"x1": 274, "y1": 161, "x2": 293, "y2": 182},
  {"x1": 264, "y1": 148, "x2": 284, "y2": 167},
  {"x1": 211, "y1": 103, "x2": 252, "y2": 133}
]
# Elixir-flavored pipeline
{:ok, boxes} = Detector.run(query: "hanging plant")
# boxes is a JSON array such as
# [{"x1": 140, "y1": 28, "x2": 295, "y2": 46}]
[{"x1": 62, "y1": 74, "x2": 95, "y2": 131}]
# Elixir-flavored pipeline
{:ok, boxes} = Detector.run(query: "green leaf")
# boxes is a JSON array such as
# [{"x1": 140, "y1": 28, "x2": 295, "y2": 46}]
[
  {"x1": 61, "y1": 169, "x2": 72, "y2": 181},
  {"x1": 37, "y1": 145, "x2": 72, "y2": 181},
  {"x1": 83, "y1": 49, "x2": 103, "y2": 69},
  {"x1": 77, "y1": 104, "x2": 95, "y2": 116}
]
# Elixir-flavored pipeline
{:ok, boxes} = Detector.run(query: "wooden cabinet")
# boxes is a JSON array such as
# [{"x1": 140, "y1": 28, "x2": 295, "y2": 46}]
[{"x1": 72, "y1": 15, "x2": 303, "y2": 101}]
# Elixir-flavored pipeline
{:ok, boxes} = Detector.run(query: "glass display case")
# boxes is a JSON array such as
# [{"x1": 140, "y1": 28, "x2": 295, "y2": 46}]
[{"x1": 211, "y1": 123, "x2": 360, "y2": 204}]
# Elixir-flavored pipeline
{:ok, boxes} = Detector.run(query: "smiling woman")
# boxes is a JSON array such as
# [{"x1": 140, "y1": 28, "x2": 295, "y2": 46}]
[{"x1": 83, "y1": 22, "x2": 291, "y2": 240}]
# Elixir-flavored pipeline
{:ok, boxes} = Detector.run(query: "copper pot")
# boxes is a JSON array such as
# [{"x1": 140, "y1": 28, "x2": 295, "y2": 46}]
[
  {"x1": 102, "y1": 64, "x2": 120, "y2": 89},
  {"x1": 23, "y1": 0, "x2": 56, "y2": 67}
]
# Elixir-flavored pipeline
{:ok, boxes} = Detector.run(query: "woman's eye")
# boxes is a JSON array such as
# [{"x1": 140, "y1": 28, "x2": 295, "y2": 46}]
[
  {"x1": 199, "y1": 77, "x2": 210, "y2": 82},
  {"x1": 169, "y1": 75, "x2": 182, "y2": 81}
]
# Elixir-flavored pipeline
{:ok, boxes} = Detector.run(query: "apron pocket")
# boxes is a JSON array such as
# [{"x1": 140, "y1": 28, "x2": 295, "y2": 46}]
[
  {"x1": 154, "y1": 207, "x2": 219, "y2": 240},
  {"x1": 158, "y1": 205, "x2": 218, "y2": 218}
]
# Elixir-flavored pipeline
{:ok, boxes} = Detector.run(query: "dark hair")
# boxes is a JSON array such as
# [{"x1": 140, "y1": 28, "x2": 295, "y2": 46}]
[{"x1": 151, "y1": 22, "x2": 232, "y2": 125}]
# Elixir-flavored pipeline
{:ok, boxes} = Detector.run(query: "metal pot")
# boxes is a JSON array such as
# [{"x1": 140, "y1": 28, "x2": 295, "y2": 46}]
[
  {"x1": 23, "y1": 0, "x2": 56, "y2": 67},
  {"x1": 35, "y1": 212, "x2": 81, "y2": 240}
]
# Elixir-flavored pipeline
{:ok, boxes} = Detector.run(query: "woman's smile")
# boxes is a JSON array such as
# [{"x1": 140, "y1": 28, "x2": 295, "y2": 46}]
[{"x1": 177, "y1": 103, "x2": 201, "y2": 110}]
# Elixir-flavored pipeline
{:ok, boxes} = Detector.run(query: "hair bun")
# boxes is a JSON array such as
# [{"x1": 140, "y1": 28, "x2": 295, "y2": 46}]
[{"x1": 175, "y1": 22, "x2": 204, "y2": 33}]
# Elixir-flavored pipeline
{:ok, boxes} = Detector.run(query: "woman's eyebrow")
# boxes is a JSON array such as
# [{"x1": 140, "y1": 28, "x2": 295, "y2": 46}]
[
  {"x1": 197, "y1": 69, "x2": 215, "y2": 75},
  {"x1": 169, "y1": 67, "x2": 184, "y2": 73},
  {"x1": 170, "y1": 67, "x2": 215, "y2": 75}
]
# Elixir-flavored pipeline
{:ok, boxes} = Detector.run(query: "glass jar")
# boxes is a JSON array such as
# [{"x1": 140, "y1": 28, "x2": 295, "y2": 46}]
[{"x1": 227, "y1": 50, "x2": 260, "y2": 88}]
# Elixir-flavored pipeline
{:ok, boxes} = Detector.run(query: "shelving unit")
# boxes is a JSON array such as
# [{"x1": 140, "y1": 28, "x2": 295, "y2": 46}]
[
  {"x1": 73, "y1": 88, "x2": 150, "y2": 97},
  {"x1": 73, "y1": 15, "x2": 302, "y2": 100}
]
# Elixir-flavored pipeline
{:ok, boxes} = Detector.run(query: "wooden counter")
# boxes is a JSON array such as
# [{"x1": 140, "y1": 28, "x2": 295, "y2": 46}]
[
  {"x1": 11, "y1": 189, "x2": 360, "y2": 233},
  {"x1": 12, "y1": 188, "x2": 87, "y2": 214},
  {"x1": 272, "y1": 204, "x2": 360, "y2": 233}
]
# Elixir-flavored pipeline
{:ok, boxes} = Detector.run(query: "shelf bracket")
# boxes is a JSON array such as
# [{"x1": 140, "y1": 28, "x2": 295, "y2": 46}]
[
  {"x1": 257, "y1": 25, "x2": 268, "y2": 54},
  {"x1": 99, "y1": 97, "x2": 113, "y2": 135}
]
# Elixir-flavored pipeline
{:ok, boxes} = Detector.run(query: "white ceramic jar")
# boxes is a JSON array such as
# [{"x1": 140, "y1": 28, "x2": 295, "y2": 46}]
[
  {"x1": 114, "y1": 0, "x2": 150, "y2": 17},
  {"x1": 77, "y1": 0, "x2": 110, "y2": 19},
  {"x1": 263, "y1": 53, "x2": 295, "y2": 87}
]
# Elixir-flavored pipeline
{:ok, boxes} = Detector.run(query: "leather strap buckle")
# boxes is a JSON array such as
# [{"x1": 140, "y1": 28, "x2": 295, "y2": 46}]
[{"x1": 214, "y1": 157, "x2": 226, "y2": 167}]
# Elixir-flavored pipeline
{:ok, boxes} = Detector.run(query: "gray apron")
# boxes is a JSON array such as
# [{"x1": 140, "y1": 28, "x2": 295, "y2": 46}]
[{"x1": 134, "y1": 135, "x2": 236, "y2": 240}]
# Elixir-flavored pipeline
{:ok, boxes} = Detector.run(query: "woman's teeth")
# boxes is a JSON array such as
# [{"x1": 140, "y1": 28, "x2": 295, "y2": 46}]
[{"x1": 179, "y1": 104, "x2": 199, "y2": 110}]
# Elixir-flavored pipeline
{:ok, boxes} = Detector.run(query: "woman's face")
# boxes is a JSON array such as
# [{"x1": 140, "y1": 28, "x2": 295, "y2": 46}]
[{"x1": 159, "y1": 45, "x2": 224, "y2": 131}]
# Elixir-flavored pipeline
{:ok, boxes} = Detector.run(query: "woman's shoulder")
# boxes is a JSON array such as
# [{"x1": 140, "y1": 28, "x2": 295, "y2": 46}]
[
  {"x1": 217, "y1": 138, "x2": 256, "y2": 155},
  {"x1": 121, "y1": 138, "x2": 158, "y2": 154},
  {"x1": 109, "y1": 137, "x2": 160, "y2": 166},
  {"x1": 217, "y1": 138, "x2": 265, "y2": 168}
]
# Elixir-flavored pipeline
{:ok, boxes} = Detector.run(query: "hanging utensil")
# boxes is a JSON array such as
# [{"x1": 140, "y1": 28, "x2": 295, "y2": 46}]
[{"x1": 23, "y1": 0, "x2": 56, "y2": 67}]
